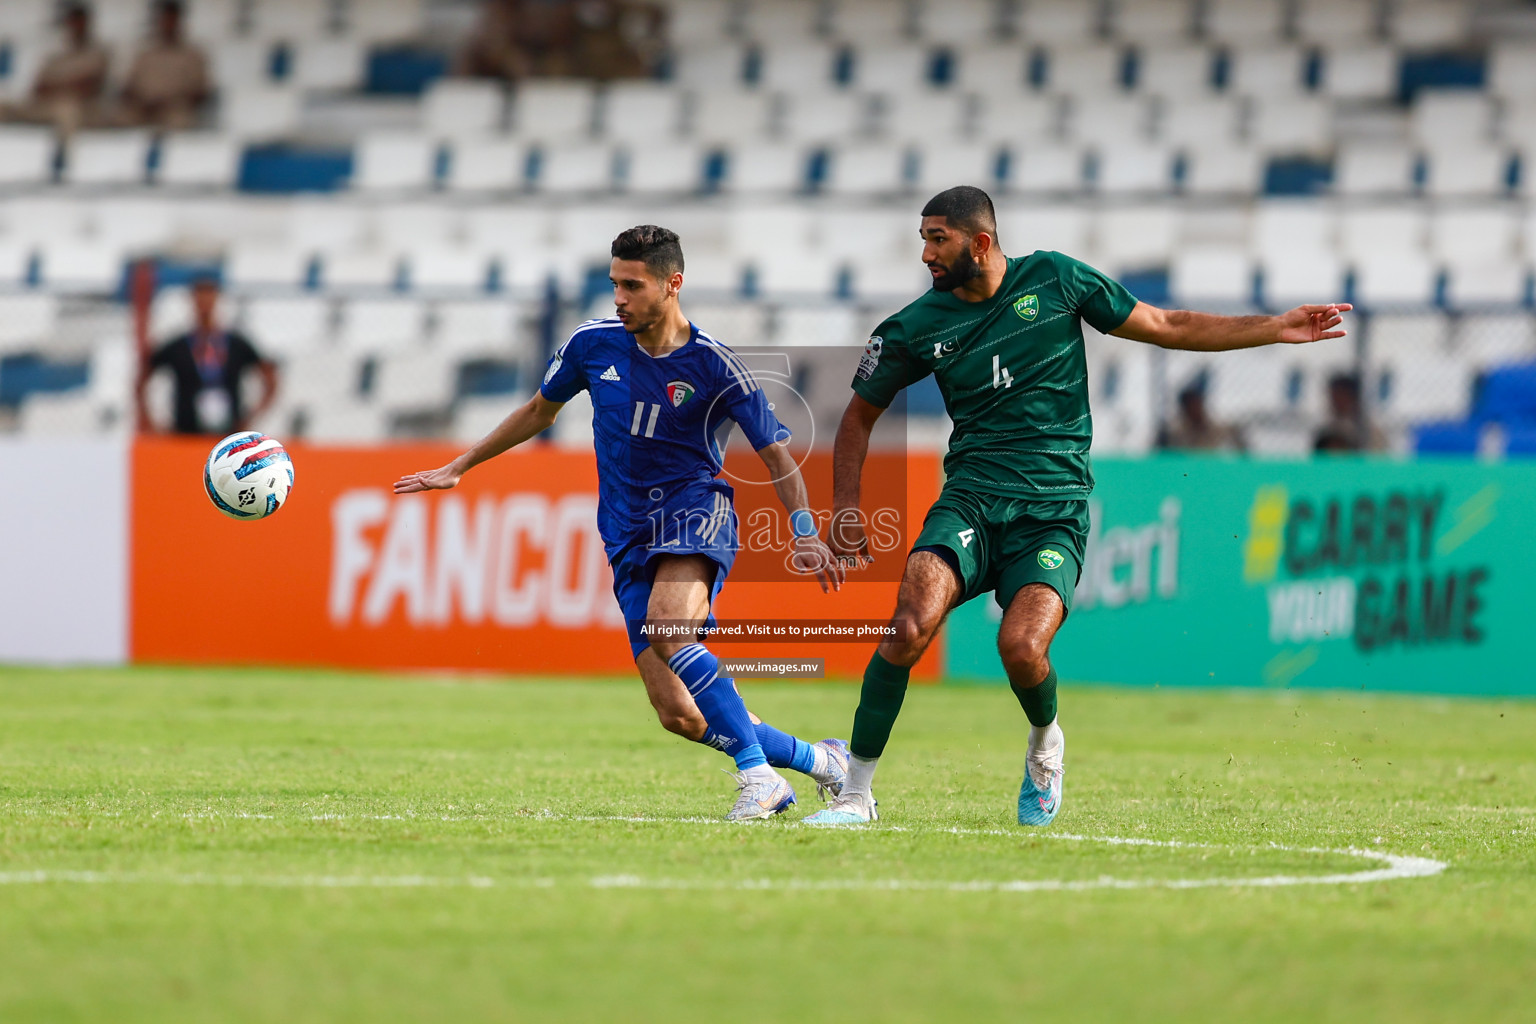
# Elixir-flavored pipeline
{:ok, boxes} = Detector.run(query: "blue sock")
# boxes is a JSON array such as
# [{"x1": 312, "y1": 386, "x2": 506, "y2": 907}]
[
  {"x1": 667, "y1": 644, "x2": 767, "y2": 771},
  {"x1": 755, "y1": 721, "x2": 819, "y2": 775}
]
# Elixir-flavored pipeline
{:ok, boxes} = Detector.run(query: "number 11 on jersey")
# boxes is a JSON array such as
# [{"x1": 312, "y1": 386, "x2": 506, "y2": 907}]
[{"x1": 631, "y1": 401, "x2": 662, "y2": 437}]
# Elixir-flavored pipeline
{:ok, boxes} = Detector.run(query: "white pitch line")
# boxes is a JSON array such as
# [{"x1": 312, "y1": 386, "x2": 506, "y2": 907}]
[{"x1": 0, "y1": 815, "x2": 1447, "y2": 892}]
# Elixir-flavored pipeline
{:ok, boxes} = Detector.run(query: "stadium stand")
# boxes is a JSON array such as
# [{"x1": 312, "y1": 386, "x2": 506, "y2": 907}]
[{"x1": 0, "y1": 0, "x2": 1531, "y2": 455}]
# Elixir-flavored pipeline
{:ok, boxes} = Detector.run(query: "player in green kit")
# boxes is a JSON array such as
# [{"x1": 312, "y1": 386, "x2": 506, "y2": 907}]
[{"x1": 806, "y1": 186, "x2": 1351, "y2": 826}]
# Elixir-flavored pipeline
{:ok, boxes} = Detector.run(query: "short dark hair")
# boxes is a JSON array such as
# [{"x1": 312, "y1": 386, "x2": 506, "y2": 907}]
[
  {"x1": 610, "y1": 224, "x2": 684, "y2": 280},
  {"x1": 921, "y1": 186, "x2": 998, "y2": 243}
]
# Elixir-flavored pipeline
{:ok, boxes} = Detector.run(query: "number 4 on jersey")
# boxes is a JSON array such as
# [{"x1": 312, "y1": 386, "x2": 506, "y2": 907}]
[
  {"x1": 957, "y1": 528, "x2": 975, "y2": 548},
  {"x1": 992, "y1": 355, "x2": 1013, "y2": 389}
]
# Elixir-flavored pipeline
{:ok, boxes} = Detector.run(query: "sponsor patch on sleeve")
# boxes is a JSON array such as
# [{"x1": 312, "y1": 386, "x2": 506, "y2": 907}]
[{"x1": 856, "y1": 336, "x2": 883, "y2": 380}]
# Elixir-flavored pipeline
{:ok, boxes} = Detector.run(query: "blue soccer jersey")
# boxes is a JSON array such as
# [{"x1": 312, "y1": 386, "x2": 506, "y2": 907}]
[{"x1": 539, "y1": 317, "x2": 789, "y2": 562}]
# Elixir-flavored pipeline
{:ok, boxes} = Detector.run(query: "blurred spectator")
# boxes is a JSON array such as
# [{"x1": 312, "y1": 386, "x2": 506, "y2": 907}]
[
  {"x1": 1159, "y1": 377, "x2": 1245, "y2": 452},
  {"x1": 118, "y1": 0, "x2": 209, "y2": 130},
  {"x1": 459, "y1": 0, "x2": 660, "y2": 81},
  {"x1": 0, "y1": 3, "x2": 110, "y2": 135},
  {"x1": 1313, "y1": 372, "x2": 1388, "y2": 453},
  {"x1": 137, "y1": 278, "x2": 278, "y2": 437}
]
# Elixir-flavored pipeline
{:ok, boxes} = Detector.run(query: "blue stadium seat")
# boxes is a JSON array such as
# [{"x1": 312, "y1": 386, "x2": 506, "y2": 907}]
[
  {"x1": 1505, "y1": 425, "x2": 1536, "y2": 457},
  {"x1": 1413, "y1": 420, "x2": 1480, "y2": 455},
  {"x1": 1473, "y1": 363, "x2": 1536, "y2": 423}
]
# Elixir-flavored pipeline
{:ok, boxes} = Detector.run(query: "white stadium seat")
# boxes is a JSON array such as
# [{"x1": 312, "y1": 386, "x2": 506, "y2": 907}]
[
  {"x1": 1095, "y1": 205, "x2": 1179, "y2": 268},
  {"x1": 305, "y1": 401, "x2": 391, "y2": 442},
  {"x1": 444, "y1": 138, "x2": 526, "y2": 192},
  {"x1": 662, "y1": 0, "x2": 736, "y2": 46},
  {"x1": 1094, "y1": 144, "x2": 1175, "y2": 194},
  {"x1": 241, "y1": 296, "x2": 332, "y2": 356},
  {"x1": 249, "y1": 0, "x2": 332, "y2": 40},
  {"x1": 374, "y1": 351, "x2": 456, "y2": 412},
  {"x1": 1227, "y1": 47, "x2": 1304, "y2": 97},
  {"x1": 352, "y1": 133, "x2": 438, "y2": 191},
  {"x1": 831, "y1": 0, "x2": 912, "y2": 43},
  {"x1": 0, "y1": 127, "x2": 56, "y2": 184},
  {"x1": 757, "y1": 43, "x2": 840, "y2": 94},
  {"x1": 511, "y1": 82, "x2": 598, "y2": 143},
  {"x1": 1444, "y1": 262, "x2": 1529, "y2": 308},
  {"x1": 622, "y1": 144, "x2": 706, "y2": 193},
  {"x1": 995, "y1": 204, "x2": 1090, "y2": 254},
  {"x1": 1389, "y1": 1, "x2": 1470, "y2": 47},
  {"x1": 1067, "y1": 96, "x2": 1153, "y2": 147},
  {"x1": 1112, "y1": 1, "x2": 1197, "y2": 42},
  {"x1": 212, "y1": 39, "x2": 276, "y2": 91},
  {"x1": 1333, "y1": 144, "x2": 1416, "y2": 196},
  {"x1": 337, "y1": 298, "x2": 428, "y2": 354},
  {"x1": 914, "y1": 0, "x2": 1000, "y2": 44},
  {"x1": 0, "y1": 240, "x2": 32, "y2": 286},
  {"x1": 1411, "y1": 92, "x2": 1496, "y2": 151},
  {"x1": 690, "y1": 90, "x2": 775, "y2": 145},
  {"x1": 850, "y1": 46, "x2": 933, "y2": 93},
  {"x1": 1018, "y1": 0, "x2": 1100, "y2": 45},
  {"x1": 740, "y1": 0, "x2": 822, "y2": 45},
  {"x1": 1488, "y1": 43, "x2": 1536, "y2": 101},
  {"x1": 62, "y1": 131, "x2": 151, "y2": 186},
  {"x1": 220, "y1": 86, "x2": 301, "y2": 141},
  {"x1": 1009, "y1": 144, "x2": 1086, "y2": 192},
  {"x1": 1182, "y1": 144, "x2": 1264, "y2": 195},
  {"x1": 1294, "y1": 0, "x2": 1376, "y2": 43},
  {"x1": 915, "y1": 143, "x2": 1002, "y2": 191},
  {"x1": 779, "y1": 93, "x2": 873, "y2": 145},
  {"x1": 422, "y1": 80, "x2": 507, "y2": 138},
  {"x1": 1042, "y1": 46, "x2": 1124, "y2": 96},
  {"x1": 434, "y1": 300, "x2": 520, "y2": 358},
  {"x1": 1424, "y1": 147, "x2": 1510, "y2": 199},
  {"x1": 535, "y1": 143, "x2": 617, "y2": 193},
  {"x1": 1136, "y1": 46, "x2": 1216, "y2": 97},
  {"x1": 1454, "y1": 314, "x2": 1536, "y2": 365},
  {"x1": 1353, "y1": 251, "x2": 1438, "y2": 307},
  {"x1": 671, "y1": 45, "x2": 749, "y2": 90},
  {"x1": 0, "y1": 293, "x2": 58, "y2": 352},
  {"x1": 602, "y1": 83, "x2": 685, "y2": 143},
  {"x1": 972, "y1": 94, "x2": 1060, "y2": 147},
  {"x1": 1170, "y1": 245, "x2": 1254, "y2": 305},
  {"x1": 325, "y1": 250, "x2": 401, "y2": 291},
  {"x1": 374, "y1": 204, "x2": 459, "y2": 252},
  {"x1": 291, "y1": 38, "x2": 366, "y2": 92},
  {"x1": 1317, "y1": 45, "x2": 1398, "y2": 100},
  {"x1": 37, "y1": 240, "x2": 122, "y2": 294},
  {"x1": 275, "y1": 350, "x2": 359, "y2": 407},
  {"x1": 823, "y1": 144, "x2": 909, "y2": 195},
  {"x1": 409, "y1": 247, "x2": 490, "y2": 293},
  {"x1": 773, "y1": 306, "x2": 862, "y2": 347},
  {"x1": 1260, "y1": 250, "x2": 1344, "y2": 307},
  {"x1": 953, "y1": 45, "x2": 1029, "y2": 92},
  {"x1": 225, "y1": 243, "x2": 312, "y2": 290},
  {"x1": 156, "y1": 133, "x2": 240, "y2": 187},
  {"x1": 1203, "y1": 0, "x2": 1284, "y2": 44},
  {"x1": 1156, "y1": 97, "x2": 1241, "y2": 147},
  {"x1": 1339, "y1": 208, "x2": 1427, "y2": 265},
  {"x1": 1430, "y1": 207, "x2": 1520, "y2": 265},
  {"x1": 347, "y1": 0, "x2": 424, "y2": 44},
  {"x1": 1247, "y1": 97, "x2": 1331, "y2": 154},
  {"x1": 882, "y1": 91, "x2": 972, "y2": 144}
]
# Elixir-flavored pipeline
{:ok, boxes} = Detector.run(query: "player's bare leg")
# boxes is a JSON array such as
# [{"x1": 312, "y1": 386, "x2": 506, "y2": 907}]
[
  {"x1": 808, "y1": 550, "x2": 962, "y2": 825},
  {"x1": 998, "y1": 583, "x2": 1067, "y2": 825}
]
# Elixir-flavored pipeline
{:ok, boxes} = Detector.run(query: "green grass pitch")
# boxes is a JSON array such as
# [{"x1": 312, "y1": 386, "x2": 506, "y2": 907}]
[{"x1": 1, "y1": 666, "x2": 1532, "y2": 1023}]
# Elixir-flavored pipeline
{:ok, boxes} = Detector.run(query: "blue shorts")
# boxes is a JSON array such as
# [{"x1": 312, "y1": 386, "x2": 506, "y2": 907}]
[{"x1": 611, "y1": 488, "x2": 738, "y2": 659}]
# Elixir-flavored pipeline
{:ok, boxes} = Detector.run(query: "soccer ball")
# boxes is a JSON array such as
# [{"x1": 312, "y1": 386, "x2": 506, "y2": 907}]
[{"x1": 203, "y1": 431, "x2": 295, "y2": 520}]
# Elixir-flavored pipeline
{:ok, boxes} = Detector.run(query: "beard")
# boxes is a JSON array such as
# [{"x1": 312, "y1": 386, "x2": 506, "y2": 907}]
[{"x1": 928, "y1": 247, "x2": 982, "y2": 292}]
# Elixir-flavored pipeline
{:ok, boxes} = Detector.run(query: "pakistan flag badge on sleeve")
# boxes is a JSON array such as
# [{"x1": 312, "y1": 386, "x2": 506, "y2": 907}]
[{"x1": 1014, "y1": 294, "x2": 1039, "y2": 321}]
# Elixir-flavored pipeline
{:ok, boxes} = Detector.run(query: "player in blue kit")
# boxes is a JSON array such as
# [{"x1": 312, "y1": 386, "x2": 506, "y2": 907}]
[{"x1": 394, "y1": 225, "x2": 848, "y2": 820}]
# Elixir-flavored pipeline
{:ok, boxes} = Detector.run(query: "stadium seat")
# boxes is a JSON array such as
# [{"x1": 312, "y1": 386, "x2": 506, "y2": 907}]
[
  {"x1": 1430, "y1": 206, "x2": 1519, "y2": 266},
  {"x1": 186, "y1": 0, "x2": 239, "y2": 41},
  {"x1": 225, "y1": 242, "x2": 312, "y2": 290},
  {"x1": 93, "y1": 197, "x2": 175, "y2": 251},
  {"x1": 337, "y1": 298, "x2": 427, "y2": 354},
  {"x1": 602, "y1": 83, "x2": 685, "y2": 143},
  {"x1": 1084, "y1": 339, "x2": 1155, "y2": 453},
  {"x1": 1317, "y1": 45, "x2": 1398, "y2": 100},
  {"x1": 1008, "y1": 144, "x2": 1086, "y2": 193},
  {"x1": 287, "y1": 199, "x2": 369, "y2": 255},
  {"x1": 1411, "y1": 92, "x2": 1496, "y2": 151},
  {"x1": 305, "y1": 400, "x2": 391, "y2": 442},
  {"x1": 1, "y1": 195, "x2": 84, "y2": 246},
  {"x1": 249, "y1": 0, "x2": 333, "y2": 41},
  {"x1": 1182, "y1": 144, "x2": 1264, "y2": 195},
  {"x1": 1041, "y1": 46, "x2": 1125, "y2": 97},
  {"x1": 0, "y1": 293, "x2": 57, "y2": 353},
  {"x1": 689, "y1": 90, "x2": 776, "y2": 145},
  {"x1": 1169, "y1": 245, "x2": 1254, "y2": 305},
  {"x1": 622, "y1": 143, "x2": 706, "y2": 193},
  {"x1": 1247, "y1": 98, "x2": 1331, "y2": 155},
  {"x1": 1376, "y1": 355, "x2": 1475, "y2": 423},
  {"x1": 278, "y1": 348, "x2": 360, "y2": 407},
  {"x1": 1227, "y1": 47, "x2": 1304, "y2": 98},
  {"x1": 1333, "y1": 144, "x2": 1416, "y2": 196},
  {"x1": 1294, "y1": 0, "x2": 1376, "y2": 43},
  {"x1": 443, "y1": 138, "x2": 526, "y2": 191},
  {"x1": 511, "y1": 82, "x2": 598, "y2": 143},
  {"x1": 661, "y1": 0, "x2": 737, "y2": 46},
  {"x1": 1111, "y1": 1, "x2": 1196, "y2": 43},
  {"x1": 850, "y1": 46, "x2": 934, "y2": 93},
  {"x1": 1475, "y1": 363, "x2": 1536, "y2": 423},
  {"x1": 1504, "y1": 425, "x2": 1536, "y2": 456},
  {"x1": 1094, "y1": 205, "x2": 1178, "y2": 269},
  {"x1": 0, "y1": 127, "x2": 56, "y2": 185},
  {"x1": 324, "y1": 249, "x2": 401, "y2": 291},
  {"x1": 1389, "y1": 1, "x2": 1470, "y2": 46},
  {"x1": 422, "y1": 80, "x2": 507, "y2": 138},
  {"x1": 1444, "y1": 263, "x2": 1529, "y2": 309},
  {"x1": 1424, "y1": 147, "x2": 1511, "y2": 199},
  {"x1": 240, "y1": 296, "x2": 332, "y2": 356},
  {"x1": 374, "y1": 204, "x2": 459, "y2": 252},
  {"x1": 1094, "y1": 144, "x2": 1175, "y2": 194},
  {"x1": 773, "y1": 305, "x2": 862, "y2": 347},
  {"x1": 19, "y1": 390, "x2": 105, "y2": 437},
  {"x1": 1017, "y1": 0, "x2": 1100, "y2": 45},
  {"x1": 831, "y1": 0, "x2": 913, "y2": 43},
  {"x1": 1136, "y1": 46, "x2": 1216, "y2": 97},
  {"x1": 1260, "y1": 250, "x2": 1344, "y2": 308},
  {"x1": 953, "y1": 45, "x2": 1029, "y2": 92},
  {"x1": 740, "y1": 0, "x2": 823, "y2": 45},
  {"x1": 155, "y1": 133, "x2": 241, "y2": 187},
  {"x1": 219, "y1": 86, "x2": 302, "y2": 141},
  {"x1": 37, "y1": 240, "x2": 122, "y2": 295},
  {"x1": 1205, "y1": 347, "x2": 1300, "y2": 421},
  {"x1": 433, "y1": 299, "x2": 520, "y2": 358},
  {"x1": 351, "y1": 132, "x2": 438, "y2": 192},
  {"x1": 1488, "y1": 43, "x2": 1536, "y2": 101},
  {"x1": 1156, "y1": 97, "x2": 1241, "y2": 147},
  {"x1": 212, "y1": 39, "x2": 278, "y2": 91},
  {"x1": 914, "y1": 142, "x2": 1002, "y2": 191},
  {"x1": 1202, "y1": 0, "x2": 1284, "y2": 44},
  {"x1": 291, "y1": 37, "x2": 367, "y2": 92},
  {"x1": 452, "y1": 394, "x2": 521, "y2": 444},
  {"x1": 1352, "y1": 251, "x2": 1438, "y2": 307},
  {"x1": 913, "y1": 0, "x2": 1000, "y2": 44},
  {"x1": 535, "y1": 143, "x2": 617, "y2": 193},
  {"x1": 346, "y1": 0, "x2": 424, "y2": 44},
  {"x1": 409, "y1": 247, "x2": 490, "y2": 293},
  {"x1": 995, "y1": 203, "x2": 1089, "y2": 254},
  {"x1": 757, "y1": 43, "x2": 840, "y2": 94},
  {"x1": 677, "y1": 302, "x2": 770, "y2": 347},
  {"x1": 62, "y1": 131, "x2": 151, "y2": 186},
  {"x1": 779, "y1": 93, "x2": 873, "y2": 144},
  {"x1": 1412, "y1": 420, "x2": 1480, "y2": 455},
  {"x1": 1066, "y1": 96, "x2": 1153, "y2": 147},
  {"x1": 823, "y1": 143, "x2": 909, "y2": 195},
  {"x1": 881, "y1": 91, "x2": 972, "y2": 144},
  {"x1": 1340, "y1": 207, "x2": 1428, "y2": 265},
  {"x1": 671, "y1": 45, "x2": 750, "y2": 90},
  {"x1": 972, "y1": 93, "x2": 1059, "y2": 147},
  {"x1": 374, "y1": 351, "x2": 456, "y2": 412},
  {"x1": 0, "y1": 240, "x2": 32, "y2": 287},
  {"x1": 751, "y1": 249, "x2": 838, "y2": 299}
]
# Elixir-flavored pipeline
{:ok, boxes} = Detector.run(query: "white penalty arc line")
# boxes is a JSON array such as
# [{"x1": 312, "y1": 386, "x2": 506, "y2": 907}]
[{"x1": 0, "y1": 816, "x2": 1447, "y2": 892}]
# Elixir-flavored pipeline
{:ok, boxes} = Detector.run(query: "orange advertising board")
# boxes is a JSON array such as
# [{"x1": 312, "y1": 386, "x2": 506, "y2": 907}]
[{"x1": 130, "y1": 437, "x2": 940, "y2": 679}]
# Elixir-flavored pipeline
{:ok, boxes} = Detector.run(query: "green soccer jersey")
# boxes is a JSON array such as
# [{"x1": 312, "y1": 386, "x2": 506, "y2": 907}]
[{"x1": 852, "y1": 250, "x2": 1139, "y2": 501}]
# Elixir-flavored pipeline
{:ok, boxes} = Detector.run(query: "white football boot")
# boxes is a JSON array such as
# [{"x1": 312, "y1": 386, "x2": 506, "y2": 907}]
[
  {"x1": 726, "y1": 767, "x2": 797, "y2": 821},
  {"x1": 803, "y1": 789, "x2": 878, "y2": 825},
  {"x1": 1017, "y1": 721, "x2": 1065, "y2": 826},
  {"x1": 810, "y1": 738, "x2": 850, "y2": 801}
]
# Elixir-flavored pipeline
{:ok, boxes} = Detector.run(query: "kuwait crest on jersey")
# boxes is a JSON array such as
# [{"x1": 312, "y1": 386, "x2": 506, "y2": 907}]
[
  {"x1": 1014, "y1": 294, "x2": 1039, "y2": 321},
  {"x1": 666, "y1": 380, "x2": 696, "y2": 408}
]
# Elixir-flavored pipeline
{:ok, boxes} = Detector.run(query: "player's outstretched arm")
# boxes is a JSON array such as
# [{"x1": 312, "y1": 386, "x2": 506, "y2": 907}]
[
  {"x1": 828, "y1": 395, "x2": 884, "y2": 565},
  {"x1": 757, "y1": 440, "x2": 844, "y2": 593},
  {"x1": 1110, "y1": 301, "x2": 1353, "y2": 353},
  {"x1": 392, "y1": 393, "x2": 564, "y2": 493}
]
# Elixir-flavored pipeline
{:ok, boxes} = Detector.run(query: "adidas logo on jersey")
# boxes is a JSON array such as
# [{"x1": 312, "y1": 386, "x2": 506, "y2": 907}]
[{"x1": 600, "y1": 365, "x2": 622, "y2": 381}]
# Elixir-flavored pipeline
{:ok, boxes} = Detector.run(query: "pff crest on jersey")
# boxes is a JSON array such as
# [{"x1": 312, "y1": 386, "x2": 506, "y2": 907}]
[{"x1": 1014, "y1": 294, "x2": 1039, "y2": 321}]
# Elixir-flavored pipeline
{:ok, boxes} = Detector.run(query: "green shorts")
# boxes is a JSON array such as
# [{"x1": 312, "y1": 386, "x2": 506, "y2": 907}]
[{"x1": 911, "y1": 489, "x2": 1089, "y2": 614}]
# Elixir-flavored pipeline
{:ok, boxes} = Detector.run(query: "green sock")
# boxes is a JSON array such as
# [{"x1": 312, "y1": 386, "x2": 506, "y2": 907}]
[
  {"x1": 1010, "y1": 666, "x2": 1058, "y2": 728},
  {"x1": 849, "y1": 652, "x2": 911, "y2": 760}
]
